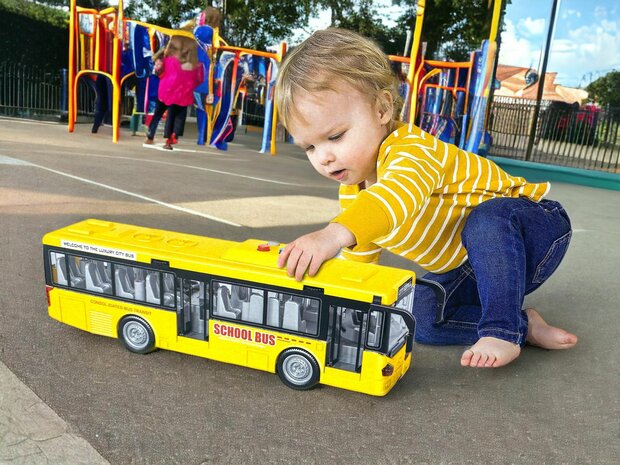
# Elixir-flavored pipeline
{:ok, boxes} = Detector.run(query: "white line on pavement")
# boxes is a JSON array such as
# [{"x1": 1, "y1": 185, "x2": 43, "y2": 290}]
[{"x1": 22, "y1": 159, "x2": 243, "y2": 227}]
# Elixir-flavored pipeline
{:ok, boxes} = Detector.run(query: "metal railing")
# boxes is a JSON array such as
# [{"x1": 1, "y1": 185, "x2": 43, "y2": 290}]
[
  {"x1": 0, "y1": 62, "x2": 128, "y2": 121},
  {"x1": 488, "y1": 97, "x2": 620, "y2": 173},
  {"x1": 0, "y1": 62, "x2": 64, "y2": 118}
]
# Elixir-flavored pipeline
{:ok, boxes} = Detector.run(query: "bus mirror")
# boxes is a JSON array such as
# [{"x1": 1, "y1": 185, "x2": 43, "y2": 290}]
[{"x1": 406, "y1": 333, "x2": 414, "y2": 353}]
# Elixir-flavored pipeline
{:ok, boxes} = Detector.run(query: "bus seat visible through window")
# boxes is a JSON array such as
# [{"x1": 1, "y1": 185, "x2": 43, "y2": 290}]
[
  {"x1": 215, "y1": 286, "x2": 241, "y2": 319},
  {"x1": 248, "y1": 293, "x2": 264, "y2": 324},
  {"x1": 115, "y1": 268, "x2": 134, "y2": 299},
  {"x1": 267, "y1": 297, "x2": 280, "y2": 327},
  {"x1": 85, "y1": 262, "x2": 111, "y2": 294},
  {"x1": 55, "y1": 255, "x2": 69, "y2": 286},
  {"x1": 282, "y1": 301, "x2": 306, "y2": 332}
]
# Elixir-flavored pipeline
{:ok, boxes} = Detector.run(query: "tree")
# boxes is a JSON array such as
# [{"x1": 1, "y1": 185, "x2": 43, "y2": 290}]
[
  {"x1": 124, "y1": 1, "x2": 315, "y2": 50},
  {"x1": 315, "y1": 0, "x2": 406, "y2": 55},
  {"x1": 223, "y1": 0, "x2": 314, "y2": 50},
  {"x1": 393, "y1": 0, "x2": 507, "y2": 60},
  {"x1": 586, "y1": 71, "x2": 620, "y2": 109}
]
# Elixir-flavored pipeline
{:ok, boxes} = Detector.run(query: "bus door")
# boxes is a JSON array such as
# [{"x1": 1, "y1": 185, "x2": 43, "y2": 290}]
[
  {"x1": 176, "y1": 277, "x2": 207, "y2": 340},
  {"x1": 327, "y1": 306, "x2": 365, "y2": 373}
]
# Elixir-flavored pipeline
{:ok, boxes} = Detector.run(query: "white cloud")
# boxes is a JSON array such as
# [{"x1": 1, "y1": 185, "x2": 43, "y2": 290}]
[
  {"x1": 518, "y1": 17, "x2": 546, "y2": 36},
  {"x1": 594, "y1": 6, "x2": 606, "y2": 18},
  {"x1": 549, "y1": 20, "x2": 620, "y2": 86},
  {"x1": 498, "y1": 19, "x2": 542, "y2": 68}
]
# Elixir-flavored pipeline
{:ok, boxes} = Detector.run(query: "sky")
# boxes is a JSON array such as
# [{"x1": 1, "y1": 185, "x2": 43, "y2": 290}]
[
  {"x1": 499, "y1": 0, "x2": 620, "y2": 88},
  {"x1": 294, "y1": 0, "x2": 619, "y2": 89}
]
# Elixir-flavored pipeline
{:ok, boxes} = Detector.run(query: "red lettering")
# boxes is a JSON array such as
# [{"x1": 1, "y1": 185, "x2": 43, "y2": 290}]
[
  {"x1": 213, "y1": 323, "x2": 221, "y2": 335},
  {"x1": 268, "y1": 334, "x2": 276, "y2": 346}
]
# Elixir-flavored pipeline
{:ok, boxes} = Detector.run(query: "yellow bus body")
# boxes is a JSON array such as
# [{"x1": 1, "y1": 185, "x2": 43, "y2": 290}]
[{"x1": 43, "y1": 219, "x2": 416, "y2": 396}]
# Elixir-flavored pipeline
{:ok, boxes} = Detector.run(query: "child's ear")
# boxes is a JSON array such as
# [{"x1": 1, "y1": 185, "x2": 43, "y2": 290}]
[{"x1": 375, "y1": 91, "x2": 394, "y2": 125}]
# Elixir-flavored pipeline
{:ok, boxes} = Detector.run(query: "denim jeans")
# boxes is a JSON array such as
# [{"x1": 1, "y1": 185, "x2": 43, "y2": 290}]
[{"x1": 411, "y1": 197, "x2": 572, "y2": 347}]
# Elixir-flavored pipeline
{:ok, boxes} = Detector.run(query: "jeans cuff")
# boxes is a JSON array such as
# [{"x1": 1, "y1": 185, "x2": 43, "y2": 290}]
[{"x1": 478, "y1": 328, "x2": 525, "y2": 346}]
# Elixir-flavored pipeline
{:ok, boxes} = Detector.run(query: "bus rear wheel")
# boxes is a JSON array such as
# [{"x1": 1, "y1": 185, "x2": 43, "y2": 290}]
[
  {"x1": 118, "y1": 316, "x2": 156, "y2": 354},
  {"x1": 277, "y1": 348, "x2": 319, "y2": 390}
]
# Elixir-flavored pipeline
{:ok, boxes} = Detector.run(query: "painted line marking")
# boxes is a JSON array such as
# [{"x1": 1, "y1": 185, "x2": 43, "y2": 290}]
[
  {"x1": 20, "y1": 159, "x2": 242, "y2": 227},
  {"x1": 0, "y1": 147, "x2": 305, "y2": 187}
]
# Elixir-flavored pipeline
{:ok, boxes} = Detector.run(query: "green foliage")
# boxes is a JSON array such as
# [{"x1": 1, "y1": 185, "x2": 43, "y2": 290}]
[
  {"x1": 394, "y1": 0, "x2": 508, "y2": 60},
  {"x1": 586, "y1": 71, "x2": 620, "y2": 109},
  {"x1": 224, "y1": 0, "x2": 313, "y2": 50},
  {"x1": 124, "y1": 0, "x2": 204, "y2": 28},
  {"x1": 325, "y1": 0, "x2": 407, "y2": 55},
  {"x1": 0, "y1": 0, "x2": 69, "y2": 69},
  {"x1": 0, "y1": 0, "x2": 68, "y2": 28}
]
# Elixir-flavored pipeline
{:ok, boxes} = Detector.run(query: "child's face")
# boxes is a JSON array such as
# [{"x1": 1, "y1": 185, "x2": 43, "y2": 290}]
[{"x1": 288, "y1": 82, "x2": 391, "y2": 186}]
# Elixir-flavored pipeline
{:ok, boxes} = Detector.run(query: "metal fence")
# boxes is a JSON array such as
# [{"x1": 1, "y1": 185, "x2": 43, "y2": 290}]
[
  {"x1": 0, "y1": 62, "x2": 112, "y2": 120},
  {"x1": 488, "y1": 96, "x2": 620, "y2": 173},
  {"x1": 0, "y1": 62, "x2": 64, "y2": 118}
]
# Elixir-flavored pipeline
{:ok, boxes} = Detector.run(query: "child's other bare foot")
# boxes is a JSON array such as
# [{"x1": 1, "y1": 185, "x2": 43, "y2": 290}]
[
  {"x1": 525, "y1": 308, "x2": 578, "y2": 349},
  {"x1": 460, "y1": 337, "x2": 521, "y2": 368}
]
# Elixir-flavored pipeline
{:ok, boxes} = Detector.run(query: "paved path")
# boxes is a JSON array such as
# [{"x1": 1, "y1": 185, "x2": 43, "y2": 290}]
[{"x1": 0, "y1": 117, "x2": 618, "y2": 464}]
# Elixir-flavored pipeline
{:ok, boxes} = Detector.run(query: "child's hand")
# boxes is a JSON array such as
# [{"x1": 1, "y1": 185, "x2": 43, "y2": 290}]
[
  {"x1": 181, "y1": 62, "x2": 194, "y2": 71},
  {"x1": 278, "y1": 223, "x2": 355, "y2": 281}
]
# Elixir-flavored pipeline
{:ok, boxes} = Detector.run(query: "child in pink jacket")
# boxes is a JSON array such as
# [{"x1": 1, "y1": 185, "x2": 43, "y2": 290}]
[{"x1": 145, "y1": 36, "x2": 204, "y2": 149}]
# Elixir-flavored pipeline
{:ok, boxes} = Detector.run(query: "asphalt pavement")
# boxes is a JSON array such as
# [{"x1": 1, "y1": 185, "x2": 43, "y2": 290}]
[{"x1": 0, "y1": 116, "x2": 618, "y2": 464}]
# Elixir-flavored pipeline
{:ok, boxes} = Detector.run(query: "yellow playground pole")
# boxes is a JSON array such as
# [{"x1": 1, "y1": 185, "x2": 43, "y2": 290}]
[
  {"x1": 68, "y1": 0, "x2": 76, "y2": 133},
  {"x1": 111, "y1": 0, "x2": 124, "y2": 143},
  {"x1": 270, "y1": 41, "x2": 287, "y2": 156},
  {"x1": 489, "y1": 0, "x2": 502, "y2": 43},
  {"x1": 407, "y1": 0, "x2": 426, "y2": 127}
]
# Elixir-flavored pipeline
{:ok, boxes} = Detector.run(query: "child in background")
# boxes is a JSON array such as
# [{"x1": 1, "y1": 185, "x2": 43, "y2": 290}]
[
  {"x1": 275, "y1": 28, "x2": 578, "y2": 369},
  {"x1": 145, "y1": 35, "x2": 204, "y2": 149}
]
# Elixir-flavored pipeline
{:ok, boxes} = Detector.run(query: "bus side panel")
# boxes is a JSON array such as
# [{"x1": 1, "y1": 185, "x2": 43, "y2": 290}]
[
  {"x1": 48, "y1": 288, "x2": 179, "y2": 348},
  {"x1": 54, "y1": 291, "x2": 87, "y2": 330}
]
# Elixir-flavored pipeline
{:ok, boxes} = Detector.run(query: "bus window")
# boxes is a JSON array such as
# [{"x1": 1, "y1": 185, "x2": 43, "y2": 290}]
[
  {"x1": 388, "y1": 314, "x2": 408, "y2": 354},
  {"x1": 50, "y1": 251, "x2": 68, "y2": 286},
  {"x1": 144, "y1": 270, "x2": 174, "y2": 307},
  {"x1": 394, "y1": 290, "x2": 414, "y2": 313},
  {"x1": 266, "y1": 292, "x2": 318, "y2": 335},
  {"x1": 212, "y1": 282, "x2": 241, "y2": 320},
  {"x1": 177, "y1": 278, "x2": 206, "y2": 338},
  {"x1": 328, "y1": 306, "x2": 363, "y2": 372},
  {"x1": 82, "y1": 257, "x2": 112, "y2": 295},
  {"x1": 366, "y1": 310, "x2": 384, "y2": 348}
]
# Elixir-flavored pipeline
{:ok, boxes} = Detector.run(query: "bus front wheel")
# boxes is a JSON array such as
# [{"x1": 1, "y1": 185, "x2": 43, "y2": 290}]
[
  {"x1": 118, "y1": 316, "x2": 156, "y2": 354},
  {"x1": 277, "y1": 348, "x2": 319, "y2": 390}
]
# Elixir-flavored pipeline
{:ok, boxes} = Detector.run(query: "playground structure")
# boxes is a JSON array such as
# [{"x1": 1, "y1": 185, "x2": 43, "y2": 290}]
[
  {"x1": 396, "y1": 0, "x2": 502, "y2": 154},
  {"x1": 67, "y1": 0, "x2": 285, "y2": 154},
  {"x1": 67, "y1": 0, "x2": 502, "y2": 155}
]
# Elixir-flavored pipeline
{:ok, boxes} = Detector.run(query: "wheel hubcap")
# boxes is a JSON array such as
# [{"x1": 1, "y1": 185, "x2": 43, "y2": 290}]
[
  {"x1": 124, "y1": 322, "x2": 147, "y2": 349},
  {"x1": 283, "y1": 355, "x2": 312, "y2": 384}
]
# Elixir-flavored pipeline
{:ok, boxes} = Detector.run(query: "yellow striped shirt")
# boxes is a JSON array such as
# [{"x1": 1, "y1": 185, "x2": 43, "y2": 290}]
[{"x1": 331, "y1": 123, "x2": 550, "y2": 273}]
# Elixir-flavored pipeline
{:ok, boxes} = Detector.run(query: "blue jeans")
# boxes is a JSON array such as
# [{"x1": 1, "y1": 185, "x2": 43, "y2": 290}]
[{"x1": 412, "y1": 197, "x2": 572, "y2": 347}]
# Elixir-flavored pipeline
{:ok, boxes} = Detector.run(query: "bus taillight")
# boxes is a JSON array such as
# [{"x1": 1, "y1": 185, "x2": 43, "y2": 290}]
[
  {"x1": 45, "y1": 285, "x2": 53, "y2": 306},
  {"x1": 382, "y1": 363, "x2": 394, "y2": 377}
]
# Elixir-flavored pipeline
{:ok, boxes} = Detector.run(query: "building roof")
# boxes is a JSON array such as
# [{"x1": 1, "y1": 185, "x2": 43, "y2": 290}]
[{"x1": 495, "y1": 64, "x2": 588, "y2": 104}]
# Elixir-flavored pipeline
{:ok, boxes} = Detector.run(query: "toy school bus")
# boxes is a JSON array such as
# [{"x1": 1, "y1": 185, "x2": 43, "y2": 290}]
[{"x1": 43, "y1": 219, "x2": 416, "y2": 396}]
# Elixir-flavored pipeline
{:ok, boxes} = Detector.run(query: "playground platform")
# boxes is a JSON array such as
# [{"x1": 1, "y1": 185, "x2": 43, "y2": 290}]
[{"x1": 0, "y1": 116, "x2": 618, "y2": 464}]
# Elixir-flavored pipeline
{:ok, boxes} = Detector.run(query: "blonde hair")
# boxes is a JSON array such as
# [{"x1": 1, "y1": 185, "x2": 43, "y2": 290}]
[
  {"x1": 165, "y1": 35, "x2": 199, "y2": 66},
  {"x1": 275, "y1": 28, "x2": 401, "y2": 131}
]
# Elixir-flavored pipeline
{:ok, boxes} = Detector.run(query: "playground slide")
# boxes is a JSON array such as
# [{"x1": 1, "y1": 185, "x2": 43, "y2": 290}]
[
  {"x1": 464, "y1": 39, "x2": 496, "y2": 154},
  {"x1": 260, "y1": 58, "x2": 278, "y2": 154}
]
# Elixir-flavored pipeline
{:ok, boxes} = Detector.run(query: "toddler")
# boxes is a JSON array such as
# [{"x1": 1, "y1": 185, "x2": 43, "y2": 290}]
[
  {"x1": 145, "y1": 35, "x2": 204, "y2": 149},
  {"x1": 275, "y1": 29, "x2": 578, "y2": 368}
]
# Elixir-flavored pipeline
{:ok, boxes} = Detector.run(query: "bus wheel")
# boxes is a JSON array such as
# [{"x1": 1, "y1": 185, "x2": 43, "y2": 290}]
[
  {"x1": 118, "y1": 316, "x2": 156, "y2": 354},
  {"x1": 277, "y1": 348, "x2": 319, "y2": 390}
]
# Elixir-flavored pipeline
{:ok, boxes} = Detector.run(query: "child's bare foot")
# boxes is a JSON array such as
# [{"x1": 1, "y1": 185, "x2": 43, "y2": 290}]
[
  {"x1": 525, "y1": 308, "x2": 578, "y2": 349},
  {"x1": 461, "y1": 309, "x2": 578, "y2": 368},
  {"x1": 461, "y1": 337, "x2": 521, "y2": 368}
]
